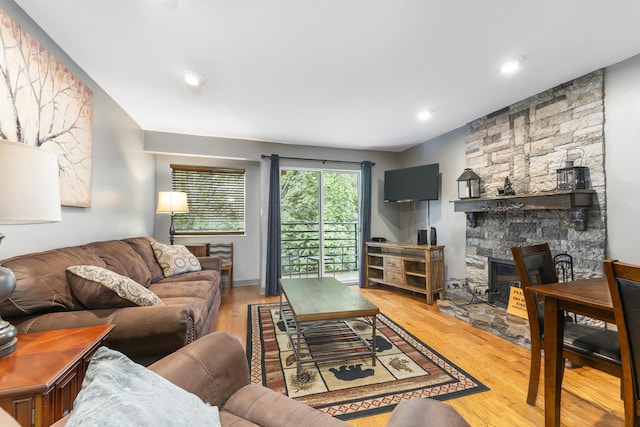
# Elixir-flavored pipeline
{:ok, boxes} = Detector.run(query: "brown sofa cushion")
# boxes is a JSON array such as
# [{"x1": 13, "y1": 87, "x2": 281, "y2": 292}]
[
  {"x1": 123, "y1": 237, "x2": 165, "y2": 283},
  {"x1": 67, "y1": 265, "x2": 164, "y2": 309},
  {"x1": 82, "y1": 240, "x2": 152, "y2": 287},
  {"x1": 0, "y1": 246, "x2": 105, "y2": 317}
]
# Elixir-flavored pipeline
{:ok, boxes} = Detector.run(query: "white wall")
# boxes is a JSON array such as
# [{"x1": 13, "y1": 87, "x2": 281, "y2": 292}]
[
  {"x1": 0, "y1": 1, "x2": 155, "y2": 260},
  {"x1": 397, "y1": 127, "x2": 468, "y2": 282},
  {"x1": 605, "y1": 54, "x2": 640, "y2": 263}
]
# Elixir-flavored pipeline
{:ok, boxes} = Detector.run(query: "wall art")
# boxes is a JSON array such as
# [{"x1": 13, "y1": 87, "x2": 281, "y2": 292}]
[{"x1": 0, "y1": 9, "x2": 93, "y2": 207}]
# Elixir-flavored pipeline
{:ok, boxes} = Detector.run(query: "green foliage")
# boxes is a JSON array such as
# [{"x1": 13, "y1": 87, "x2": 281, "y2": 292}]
[
  {"x1": 280, "y1": 170, "x2": 319, "y2": 223},
  {"x1": 280, "y1": 170, "x2": 358, "y2": 223},
  {"x1": 280, "y1": 170, "x2": 360, "y2": 275}
]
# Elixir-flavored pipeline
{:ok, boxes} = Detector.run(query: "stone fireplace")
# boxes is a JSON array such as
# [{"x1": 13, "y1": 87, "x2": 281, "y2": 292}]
[
  {"x1": 438, "y1": 70, "x2": 608, "y2": 347},
  {"x1": 461, "y1": 70, "x2": 607, "y2": 294}
]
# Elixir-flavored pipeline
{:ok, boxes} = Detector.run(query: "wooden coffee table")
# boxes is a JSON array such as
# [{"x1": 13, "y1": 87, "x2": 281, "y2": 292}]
[{"x1": 279, "y1": 277, "x2": 380, "y2": 374}]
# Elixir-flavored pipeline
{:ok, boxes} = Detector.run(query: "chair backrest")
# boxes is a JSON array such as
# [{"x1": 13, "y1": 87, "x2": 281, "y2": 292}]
[
  {"x1": 511, "y1": 243, "x2": 559, "y2": 336},
  {"x1": 512, "y1": 243, "x2": 558, "y2": 289},
  {"x1": 208, "y1": 243, "x2": 233, "y2": 263},
  {"x1": 604, "y1": 259, "x2": 640, "y2": 419}
]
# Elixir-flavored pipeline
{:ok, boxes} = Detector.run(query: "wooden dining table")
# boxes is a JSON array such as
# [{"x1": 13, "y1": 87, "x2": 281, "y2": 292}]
[{"x1": 526, "y1": 277, "x2": 615, "y2": 427}]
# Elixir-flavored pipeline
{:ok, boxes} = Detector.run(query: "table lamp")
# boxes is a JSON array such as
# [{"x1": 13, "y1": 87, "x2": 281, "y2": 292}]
[
  {"x1": 156, "y1": 191, "x2": 189, "y2": 245},
  {"x1": 0, "y1": 140, "x2": 62, "y2": 358}
]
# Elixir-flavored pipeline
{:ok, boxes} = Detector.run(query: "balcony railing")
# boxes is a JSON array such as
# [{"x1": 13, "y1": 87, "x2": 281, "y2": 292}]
[{"x1": 281, "y1": 221, "x2": 359, "y2": 278}]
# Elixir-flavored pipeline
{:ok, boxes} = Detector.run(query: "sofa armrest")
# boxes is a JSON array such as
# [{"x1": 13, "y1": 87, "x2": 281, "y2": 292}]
[
  {"x1": 148, "y1": 331, "x2": 250, "y2": 408},
  {"x1": 12, "y1": 304, "x2": 196, "y2": 365},
  {"x1": 385, "y1": 398, "x2": 470, "y2": 427},
  {"x1": 199, "y1": 256, "x2": 221, "y2": 271}
]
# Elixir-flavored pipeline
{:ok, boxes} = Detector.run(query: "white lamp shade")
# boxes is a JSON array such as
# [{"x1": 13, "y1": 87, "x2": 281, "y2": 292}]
[
  {"x1": 156, "y1": 191, "x2": 189, "y2": 214},
  {"x1": 0, "y1": 140, "x2": 61, "y2": 224}
]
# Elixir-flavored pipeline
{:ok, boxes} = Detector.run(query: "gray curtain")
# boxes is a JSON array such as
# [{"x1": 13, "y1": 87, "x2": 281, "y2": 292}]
[
  {"x1": 358, "y1": 161, "x2": 372, "y2": 287},
  {"x1": 265, "y1": 154, "x2": 281, "y2": 296}
]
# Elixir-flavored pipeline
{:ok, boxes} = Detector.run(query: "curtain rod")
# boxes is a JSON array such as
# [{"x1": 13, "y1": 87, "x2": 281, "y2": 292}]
[{"x1": 261, "y1": 154, "x2": 374, "y2": 166}]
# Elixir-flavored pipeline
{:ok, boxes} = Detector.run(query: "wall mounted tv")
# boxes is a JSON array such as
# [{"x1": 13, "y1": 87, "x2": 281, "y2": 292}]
[{"x1": 384, "y1": 163, "x2": 439, "y2": 202}]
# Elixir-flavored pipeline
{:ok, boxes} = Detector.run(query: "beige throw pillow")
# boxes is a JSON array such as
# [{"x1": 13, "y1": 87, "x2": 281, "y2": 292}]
[
  {"x1": 151, "y1": 242, "x2": 202, "y2": 278},
  {"x1": 67, "y1": 265, "x2": 164, "y2": 309}
]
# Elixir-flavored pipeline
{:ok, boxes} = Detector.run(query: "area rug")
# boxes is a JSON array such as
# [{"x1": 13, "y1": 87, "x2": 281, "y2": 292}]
[{"x1": 246, "y1": 303, "x2": 489, "y2": 420}]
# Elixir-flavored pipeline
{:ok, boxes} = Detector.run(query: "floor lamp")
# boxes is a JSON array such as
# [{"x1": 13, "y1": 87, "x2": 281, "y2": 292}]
[
  {"x1": 0, "y1": 140, "x2": 62, "y2": 358},
  {"x1": 156, "y1": 191, "x2": 189, "y2": 245}
]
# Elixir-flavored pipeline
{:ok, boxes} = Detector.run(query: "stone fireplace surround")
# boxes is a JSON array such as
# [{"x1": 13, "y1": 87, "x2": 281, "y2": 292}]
[
  {"x1": 438, "y1": 70, "x2": 606, "y2": 346},
  {"x1": 463, "y1": 69, "x2": 606, "y2": 292}
]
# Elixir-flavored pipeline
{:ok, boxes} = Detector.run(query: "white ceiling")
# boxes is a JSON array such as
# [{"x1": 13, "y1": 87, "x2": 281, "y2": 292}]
[{"x1": 14, "y1": 0, "x2": 640, "y2": 152}]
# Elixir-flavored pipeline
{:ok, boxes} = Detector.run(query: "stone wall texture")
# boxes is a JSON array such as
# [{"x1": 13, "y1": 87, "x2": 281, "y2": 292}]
[{"x1": 463, "y1": 70, "x2": 606, "y2": 289}]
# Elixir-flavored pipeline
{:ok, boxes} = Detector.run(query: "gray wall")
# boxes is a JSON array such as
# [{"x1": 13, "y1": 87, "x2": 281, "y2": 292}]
[
  {"x1": 153, "y1": 153, "x2": 262, "y2": 286},
  {"x1": 0, "y1": 2, "x2": 155, "y2": 260},
  {"x1": 397, "y1": 127, "x2": 467, "y2": 283},
  {"x1": 604, "y1": 54, "x2": 640, "y2": 264},
  {"x1": 145, "y1": 130, "x2": 403, "y2": 290}
]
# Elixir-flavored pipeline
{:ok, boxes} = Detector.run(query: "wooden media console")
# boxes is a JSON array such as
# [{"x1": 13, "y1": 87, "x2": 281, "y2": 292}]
[{"x1": 365, "y1": 242, "x2": 445, "y2": 305}]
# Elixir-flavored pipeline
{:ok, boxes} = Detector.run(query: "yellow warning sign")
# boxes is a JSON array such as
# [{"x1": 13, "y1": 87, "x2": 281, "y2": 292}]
[{"x1": 507, "y1": 286, "x2": 528, "y2": 319}]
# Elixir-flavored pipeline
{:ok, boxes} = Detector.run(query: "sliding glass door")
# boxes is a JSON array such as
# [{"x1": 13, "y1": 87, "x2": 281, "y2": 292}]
[{"x1": 280, "y1": 168, "x2": 360, "y2": 283}]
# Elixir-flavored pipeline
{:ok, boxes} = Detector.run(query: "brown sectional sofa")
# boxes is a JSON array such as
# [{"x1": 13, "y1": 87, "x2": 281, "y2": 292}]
[
  {"x1": 0, "y1": 236, "x2": 221, "y2": 365},
  {"x1": 50, "y1": 331, "x2": 471, "y2": 426}
]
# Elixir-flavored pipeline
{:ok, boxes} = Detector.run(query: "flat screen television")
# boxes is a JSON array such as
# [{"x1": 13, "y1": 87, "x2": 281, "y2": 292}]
[{"x1": 384, "y1": 163, "x2": 439, "y2": 202}]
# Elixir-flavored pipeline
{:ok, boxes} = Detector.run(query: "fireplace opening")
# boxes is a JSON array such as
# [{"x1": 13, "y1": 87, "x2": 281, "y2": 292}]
[{"x1": 487, "y1": 257, "x2": 521, "y2": 308}]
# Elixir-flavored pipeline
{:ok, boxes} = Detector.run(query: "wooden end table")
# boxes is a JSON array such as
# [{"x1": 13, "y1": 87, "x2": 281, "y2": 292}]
[{"x1": 0, "y1": 325, "x2": 114, "y2": 427}]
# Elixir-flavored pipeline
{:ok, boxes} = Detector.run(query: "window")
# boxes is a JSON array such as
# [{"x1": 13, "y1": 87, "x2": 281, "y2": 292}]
[{"x1": 170, "y1": 164, "x2": 245, "y2": 235}]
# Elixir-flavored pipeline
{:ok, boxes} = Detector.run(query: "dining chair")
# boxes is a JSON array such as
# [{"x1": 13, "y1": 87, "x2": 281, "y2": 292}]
[
  {"x1": 208, "y1": 243, "x2": 233, "y2": 287},
  {"x1": 554, "y1": 252, "x2": 577, "y2": 322},
  {"x1": 604, "y1": 259, "x2": 640, "y2": 427},
  {"x1": 511, "y1": 243, "x2": 621, "y2": 405},
  {"x1": 554, "y1": 253, "x2": 574, "y2": 282}
]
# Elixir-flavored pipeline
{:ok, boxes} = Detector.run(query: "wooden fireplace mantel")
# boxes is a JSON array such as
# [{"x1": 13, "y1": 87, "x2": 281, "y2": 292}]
[{"x1": 451, "y1": 189, "x2": 595, "y2": 230}]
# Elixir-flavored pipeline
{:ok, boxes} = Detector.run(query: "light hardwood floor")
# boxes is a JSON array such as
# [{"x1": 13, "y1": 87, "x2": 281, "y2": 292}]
[{"x1": 214, "y1": 284, "x2": 624, "y2": 427}]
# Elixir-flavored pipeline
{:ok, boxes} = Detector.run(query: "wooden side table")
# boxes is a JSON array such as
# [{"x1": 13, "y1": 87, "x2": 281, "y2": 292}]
[
  {"x1": 184, "y1": 243, "x2": 208, "y2": 257},
  {"x1": 0, "y1": 325, "x2": 114, "y2": 427}
]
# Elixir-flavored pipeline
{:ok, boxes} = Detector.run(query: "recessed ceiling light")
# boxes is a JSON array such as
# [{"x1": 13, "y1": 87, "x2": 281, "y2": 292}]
[
  {"x1": 418, "y1": 109, "x2": 434, "y2": 121},
  {"x1": 184, "y1": 71, "x2": 205, "y2": 88},
  {"x1": 499, "y1": 56, "x2": 525, "y2": 74}
]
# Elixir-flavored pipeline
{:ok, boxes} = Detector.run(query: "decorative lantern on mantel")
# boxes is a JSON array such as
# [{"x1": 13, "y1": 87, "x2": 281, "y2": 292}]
[
  {"x1": 556, "y1": 149, "x2": 588, "y2": 191},
  {"x1": 457, "y1": 168, "x2": 481, "y2": 199}
]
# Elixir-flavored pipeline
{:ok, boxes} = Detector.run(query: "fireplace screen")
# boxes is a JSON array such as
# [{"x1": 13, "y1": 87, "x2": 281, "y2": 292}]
[{"x1": 487, "y1": 257, "x2": 521, "y2": 308}]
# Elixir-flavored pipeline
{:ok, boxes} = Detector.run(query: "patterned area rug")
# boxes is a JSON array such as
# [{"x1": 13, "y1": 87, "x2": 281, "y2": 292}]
[{"x1": 246, "y1": 303, "x2": 489, "y2": 420}]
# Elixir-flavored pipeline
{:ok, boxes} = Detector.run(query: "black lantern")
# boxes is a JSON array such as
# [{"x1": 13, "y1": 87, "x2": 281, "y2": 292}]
[
  {"x1": 457, "y1": 168, "x2": 481, "y2": 199},
  {"x1": 556, "y1": 149, "x2": 588, "y2": 191}
]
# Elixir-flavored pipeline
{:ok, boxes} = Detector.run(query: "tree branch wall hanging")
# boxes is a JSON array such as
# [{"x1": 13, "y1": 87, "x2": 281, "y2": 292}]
[{"x1": 0, "y1": 9, "x2": 93, "y2": 207}]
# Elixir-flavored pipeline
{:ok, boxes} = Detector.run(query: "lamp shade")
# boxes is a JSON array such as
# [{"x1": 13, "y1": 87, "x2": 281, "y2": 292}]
[
  {"x1": 0, "y1": 140, "x2": 61, "y2": 224},
  {"x1": 156, "y1": 191, "x2": 189, "y2": 214}
]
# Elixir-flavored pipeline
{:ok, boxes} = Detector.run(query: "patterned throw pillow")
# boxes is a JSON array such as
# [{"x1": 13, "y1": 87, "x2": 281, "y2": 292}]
[
  {"x1": 151, "y1": 242, "x2": 202, "y2": 278},
  {"x1": 67, "y1": 265, "x2": 164, "y2": 309},
  {"x1": 65, "y1": 347, "x2": 221, "y2": 427}
]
